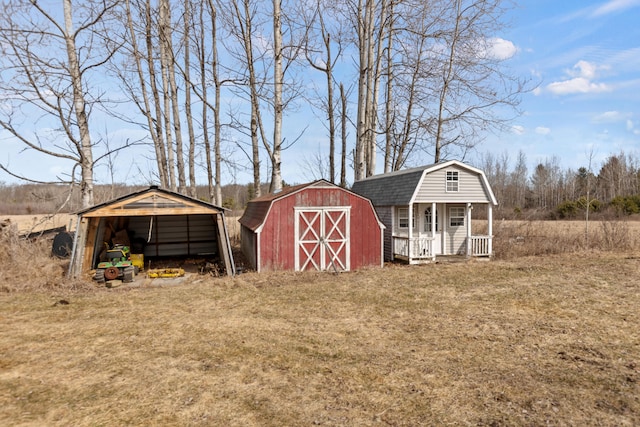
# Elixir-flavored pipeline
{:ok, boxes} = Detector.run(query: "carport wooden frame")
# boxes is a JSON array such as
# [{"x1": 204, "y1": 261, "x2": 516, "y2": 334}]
[{"x1": 69, "y1": 187, "x2": 235, "y2": 278}]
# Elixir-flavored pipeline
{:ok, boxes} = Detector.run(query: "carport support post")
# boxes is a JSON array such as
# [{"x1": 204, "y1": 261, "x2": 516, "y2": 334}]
[
  {"x1": 68, "y1": 215, "x2": 84, "y2": 278},
  {"x1": 216, "y1": 213, "x2": 235, "y2": 276}
]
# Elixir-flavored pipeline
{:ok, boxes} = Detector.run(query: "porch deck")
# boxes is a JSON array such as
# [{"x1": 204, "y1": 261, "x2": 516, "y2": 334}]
[{"x1": 392, "y1": 235, "x2": 492, "y2": 264}]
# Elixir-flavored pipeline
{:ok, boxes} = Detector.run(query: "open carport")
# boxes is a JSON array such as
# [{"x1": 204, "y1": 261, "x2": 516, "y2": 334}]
[{"x1": 68, "y1": 186, "x2": 235, "y2": 279}]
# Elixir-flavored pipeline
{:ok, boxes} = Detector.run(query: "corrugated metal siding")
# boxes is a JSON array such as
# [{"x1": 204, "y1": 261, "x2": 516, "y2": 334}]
[
  {"x1": 128, "y1": 215, "x2": 218, "y2": 257},
  {"x1": 415, "y1": 165, "x2": 491, "y2": 203}
]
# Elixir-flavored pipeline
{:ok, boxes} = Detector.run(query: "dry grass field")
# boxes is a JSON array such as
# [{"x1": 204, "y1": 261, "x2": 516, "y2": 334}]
[
  {"x1": 1, "y1": 214, "x2": 76, "y2": 235},
  {"x1": 0, "y1": 218, "x2": 639, "y2": 425}
]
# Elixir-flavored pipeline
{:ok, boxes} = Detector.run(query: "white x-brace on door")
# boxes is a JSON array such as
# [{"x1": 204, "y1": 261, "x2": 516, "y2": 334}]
[{"x1": 295, "y1": 207, "x2": 350, "y2": 272}]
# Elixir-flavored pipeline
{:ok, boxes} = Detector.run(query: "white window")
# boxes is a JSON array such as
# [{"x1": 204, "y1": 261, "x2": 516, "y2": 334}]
[
  {"x1": 449, "y1": 206, "x2": 465, "y2": 227},
  {"x1": 398, "y1": 208, "x2": 409, "y2": 228},
  {"x1": 446, "y1": 171, "x2": 459, "y2": 192},
  {"x1": 397, "y1": 207, "x2": 417, "y2": 229}
]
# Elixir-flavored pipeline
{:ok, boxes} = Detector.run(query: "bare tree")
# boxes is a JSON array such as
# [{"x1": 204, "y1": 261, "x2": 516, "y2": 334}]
[
  {"x1": 428, "y1": 0, "x2": 526, "y2": 163},
  {"x1": 508, "y1": 150, "x2": 528, "y2": 209},
  {"x1": 159, "y1": 0, "x2": 188, "y2": 193},
  {"x1": 340, "y1": 83, "x2": 349, "y2": 187},
  {"x1": 302, "y1": 0, "x2": 348, "y2": 184},
  {"x1": 204, "y1": 0, "x2": 224, "y2": 205},
  {"x1": 118, "y1": 0, "x2": 203, "y2": 195},
  {"x1": 0, "y1": 0, "x2": 121, "y2": 209},
  {"x1": 353, "y1": 0, "x2": 382, "y2": 180},
  {"x1": 222, "y1": 0, "x2": 270, "y2": 198},
  {"x1": 266, "y1": 0, "x2": 306, "y2": 192},
  {"x1": 182, "y1": 0, "x2": 198, "y2": 197},
  {"x1": 119, "y1": 0, "x2": 171, "y2": 188},
  {"x1": 382, "y1": 0, "x2": 441, "y2": 172},
  {"x1": 222, "y1": 0, "x2": 305, "y2": 195},
  {"x1": 271, "y1": 0, "x2": 284, "y2": 192}
]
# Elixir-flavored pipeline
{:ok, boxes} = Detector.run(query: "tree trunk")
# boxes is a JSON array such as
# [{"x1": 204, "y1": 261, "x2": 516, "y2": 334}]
[
  {"x1": 159, "y1": 0, "x2": 176, "y2": 190},
  {"x1": 125, "y1": 0, "x2": 169, "y2": 188},
  {"x1": 183, "y1": 0, "x2": 197, "y2": 197},
  {"x1": 340, "y1": 83, "x2": 347, "y2": 188},
  {"x1": 354, "y1": 0, "x2": 369, "y2": 181},
  {"x1": 434, "y1": 0, "x2": 462, "y2": 164},
  {"x1": 199, "y1": 0, "x2": 214, "y2": 203},
  {"x1": 383, "y1": 6, "x2": 393, "y2": 175},
  {"x1": 162, "y1": 0, "x2": 187, "y2": 194},
  {"x1": 63, "y1": 0, "x2": 94, "y2": 208},
  {"x1": 270, "y1": 0, "x2": 283, "y2": 193},
  {"x1": 211, "y1": 1, "x2": 223, "y2": 206},
  {"x1": 242, "y1": 0, "x2": 262, "y2": 198}
]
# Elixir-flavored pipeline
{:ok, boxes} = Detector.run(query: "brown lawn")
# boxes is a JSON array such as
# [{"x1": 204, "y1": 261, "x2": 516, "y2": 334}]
[{"x1": 0, "y1": 248, "x2": 639, "y2": 426}]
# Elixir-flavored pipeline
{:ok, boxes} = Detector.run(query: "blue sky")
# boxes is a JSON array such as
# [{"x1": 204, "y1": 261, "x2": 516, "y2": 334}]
[
  {"x1": 1, "y1": 0, "x2": 639, "y2": 186},
  {"x1": 487, "y1": 0, "x2": 640, "y2": 172}
]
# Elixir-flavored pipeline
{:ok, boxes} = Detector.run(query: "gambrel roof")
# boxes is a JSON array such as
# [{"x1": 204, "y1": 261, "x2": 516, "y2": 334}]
[
  {"x1": 351, "y1": 160, "x2": 498, "y2": 206},
  {"x1": 238, "y1": 181, "x2": 310, "y2": 232},
  {"x1": 239, "y1": 179, "x2": 383, "y2": 233}
]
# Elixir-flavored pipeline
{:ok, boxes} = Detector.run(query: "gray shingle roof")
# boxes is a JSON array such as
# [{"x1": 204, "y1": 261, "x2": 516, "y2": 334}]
[{"x1": 351, "y1": 167, "x2": 429, "y2": 206}]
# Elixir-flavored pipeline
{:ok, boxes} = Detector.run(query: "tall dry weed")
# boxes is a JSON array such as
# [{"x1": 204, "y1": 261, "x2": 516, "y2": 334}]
[
  {"x1": 492, "y1": 218, "x2": 639, "y2": 259},
  {"x1": 0, "y1": 226, "x2": 84, "y2": 292},
  {"x1": 597, "y1": 219, "x2": 636, "y2": 250}
]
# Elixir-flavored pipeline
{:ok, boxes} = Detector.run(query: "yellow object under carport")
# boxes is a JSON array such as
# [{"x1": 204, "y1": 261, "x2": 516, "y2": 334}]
[
  {"x1": 130, "y1": 254, "x2": 144, "y2": 270},
  {"x1": 146, "y1": 268, "x2": 185, "y2": 278}
]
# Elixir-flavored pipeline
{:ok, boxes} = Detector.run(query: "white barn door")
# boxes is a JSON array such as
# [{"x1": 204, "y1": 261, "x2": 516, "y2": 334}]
[{"x1": 295, "y1": 208, "x2": 350, "y2": 272}]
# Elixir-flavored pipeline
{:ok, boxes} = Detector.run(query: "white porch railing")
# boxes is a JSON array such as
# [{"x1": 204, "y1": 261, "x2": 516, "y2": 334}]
[
  {"x1": 393, "y1": 235, "x2": 492, "y2": 260},
  {"x1": 469, "y1": 235, "x2": 492, "y2": 257},
  {"x1": 393, "y1": 236, "x2": 434, "y2": 260}
]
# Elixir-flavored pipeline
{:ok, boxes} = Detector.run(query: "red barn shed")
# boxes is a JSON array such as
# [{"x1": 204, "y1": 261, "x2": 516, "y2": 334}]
[{"x1": 238, "y1": 180, "x2": 384, "y2": 272}]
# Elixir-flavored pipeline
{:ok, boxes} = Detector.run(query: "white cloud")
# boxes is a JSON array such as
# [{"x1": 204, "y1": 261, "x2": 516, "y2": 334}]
[
  {"x1": 547, "y1": 77, "x2": 610, "y2": 95},
  {"x1": 591, "y1": 0, "x2": 640, "y2": 17},
  {"x1": 484, "y1": 38, "x2": 518, "y2": 60},
  {"x1": 535, "y1": 126, "x2": 551, "y2": 135},
  {"x1": 512, "y1": 125, "x2": 525, "y2": 135},
  {"x1": 569, "y1": 60, "x2": 600, "y2": 79},
  {"x1": 544, "y1": 60, "x2": 612, "y2": 95},
  {"x1": 592, "y1": 111, "x2": 632, "y2": 123}
]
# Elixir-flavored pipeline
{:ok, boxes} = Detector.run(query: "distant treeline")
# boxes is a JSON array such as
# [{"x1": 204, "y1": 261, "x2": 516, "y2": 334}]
[
  {"x1": 479, "y1": 150, "x2": 640, "y2": 219},
  {"x1": 0, "y1": 182, "x2": 260, "y2": 216},
  {"x1": 2, "y1": 150, "x2": 640, "y2": 220}
]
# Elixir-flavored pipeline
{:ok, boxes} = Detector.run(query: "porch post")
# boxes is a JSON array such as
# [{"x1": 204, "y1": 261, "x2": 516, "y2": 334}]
[
  {"x1": 466, "y1": 203, "x2": 472, "y2": 257},
  {"x1": 431, "y1": 202, "x2": 436, "y2": 261},
  {"x1": 408, "y1": 202, "x2": 413, "y2": 262},
  {"x1": 488, "y1": 203, "x2": 493, "y2": 256}
]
